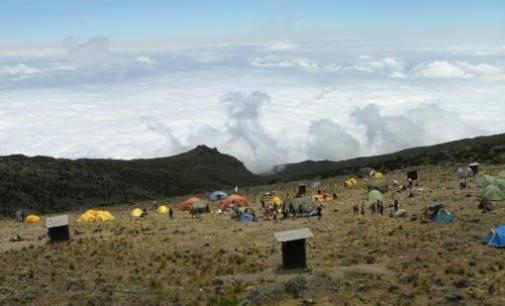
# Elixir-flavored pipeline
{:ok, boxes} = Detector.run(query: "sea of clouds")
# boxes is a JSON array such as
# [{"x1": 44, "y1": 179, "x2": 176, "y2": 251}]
[{"x1": 1, "y1": 36, "x2": 504, "y2": 173}]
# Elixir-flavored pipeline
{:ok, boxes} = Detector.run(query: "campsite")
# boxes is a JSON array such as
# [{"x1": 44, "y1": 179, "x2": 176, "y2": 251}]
[{"x1": 2, "y1": 164, "x2": 505, "y2": 306}]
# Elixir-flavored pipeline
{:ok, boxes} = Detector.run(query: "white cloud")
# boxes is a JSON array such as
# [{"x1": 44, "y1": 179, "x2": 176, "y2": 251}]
[
  {"x1": 136, "y1": 56, "x2": 155, "y2": 65},
  {"x1": 0, "y1": 63, "x2": 75, "y2": 81},
  {"x1": 250, "y1": 55, "x2": 320, "y2": 72},
  {"x1": 353, "y1": 56, "x2": 407, "y2": 78},
  {"x1": 219, "y1": 91, "x2": 286, "y2": 173},
  {"x1": 0, "y1": 48, "x2": 65, "y2": 58},
  {"x1": 413, "y1": 61, "x2": 504, "y2": 80},
  {"x1": 1, "y1": 38, "x2": 504, "y2": 173},
  {"x1": 266, "y1": 42, "x2": 299, "y2": 51},
  {"x1": 0, "y1": 64, "x2": 40, "y2": 76},
  {"x1": 306, "y1": 119, "x2": 361, "y2": 161},
  {"x1": 62, "y1": 36, "x2": 112, "y2": 67}
]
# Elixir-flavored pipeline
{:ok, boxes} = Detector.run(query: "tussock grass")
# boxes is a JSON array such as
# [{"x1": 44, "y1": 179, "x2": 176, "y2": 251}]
[{"x1": 1, "y1": 164, "x2": 505, "y2": 305}]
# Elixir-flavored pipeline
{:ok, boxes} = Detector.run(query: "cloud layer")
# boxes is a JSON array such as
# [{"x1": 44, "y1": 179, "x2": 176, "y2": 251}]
[{"x1": 1, "y1": 36, "x2": 504, "y2": 173}]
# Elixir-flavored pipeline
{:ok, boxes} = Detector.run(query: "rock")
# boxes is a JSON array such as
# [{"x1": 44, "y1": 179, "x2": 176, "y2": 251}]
[
  {"x1": 284, "y1": 276, "x2": 308, "y2": 298},
  {"x1": 247, "y1": 283, "x2": 288, "y2": 305},
  {"x1": 302, "y1": 297, "x2": 315, "y2": 305},
  {"x1": 453, "y1": 278, "x2": 472, "y2": 288},
  {"x1": 245, "y1": 286, "x2": 256, "y2": 292},
  {"x1": 478, "y1": 199, "x2": 493, "y2": 212}
]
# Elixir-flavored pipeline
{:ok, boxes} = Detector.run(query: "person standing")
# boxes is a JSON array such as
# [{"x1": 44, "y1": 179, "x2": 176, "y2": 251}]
[
  {"x1": 289, "y1": 202, "x2": 296, "y2": 219},
  {"x1": 15, "y1": 210, "x2": 24, "y2": 223},
  {"x1": 169, "y1": 207, "x2": 174, "y2": 219},
  {"x1": 394, "y1": 198, "x2": 399, "y2": 212},
  {"x1": 370, "y1": 201, "x2": 377, "y2": 215},
  {"x1": 317, "y1": 204, "x2": 322, "y2": 220}
]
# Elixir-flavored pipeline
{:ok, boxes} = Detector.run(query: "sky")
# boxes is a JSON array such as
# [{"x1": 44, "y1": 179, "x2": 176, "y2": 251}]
[{"x1": 1, "y1": 0, "x2": 504, "y2": 173}]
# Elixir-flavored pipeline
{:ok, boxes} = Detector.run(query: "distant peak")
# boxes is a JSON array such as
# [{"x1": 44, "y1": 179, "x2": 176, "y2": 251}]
[{"x1": 194, "y1": 145, "x2": 219, "y2": 153}]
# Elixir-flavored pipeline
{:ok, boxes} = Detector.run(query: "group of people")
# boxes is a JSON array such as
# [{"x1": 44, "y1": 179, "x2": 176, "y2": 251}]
[
  {"x1": 260, "y1": 198, "x2": 323, "y2": 221},
  {"x1": 353, "y1": 198, "x2": 400, "y2": 216}
]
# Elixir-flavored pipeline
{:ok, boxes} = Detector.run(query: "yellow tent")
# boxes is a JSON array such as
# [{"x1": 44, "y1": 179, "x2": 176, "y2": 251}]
[
  {"x1": 77, "y1": 209, "x2": 115, "y2": 222},
  {"x1": 26, "y1": 215, "x2": 41, "y2": 223},
  {"x1": 344, "y1": 178, "x2": 357, "y2": 187},
  {"x1": 131, "y1": 208, "x2": 143, "y2": 217},
  {"x1": 374, "y1": 172, "x2": 384, "y2": 179},
  {"x1": 96, "y1": 211, "x2": 115, "y2": 221},
  {"x1": 271, "y1": 196, "x2": 283, "y2": 206},
  {"x1": 157, "y1": 205, "x2": 169, "y2": 214}
]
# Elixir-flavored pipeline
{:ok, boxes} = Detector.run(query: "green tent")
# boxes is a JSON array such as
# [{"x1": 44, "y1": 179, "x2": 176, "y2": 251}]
[
  {"x1": 192, "y1": 201, "x2": 209, "y2": 209},
  {"x1": 481, "y1": 185, "x2": 505, "y2": 201},
  {"x1": 367, "y1": 190, "x2": 384, "y2": 202},
  {"x1": 477, "y1": 175, "x2": 496, "y2": 188},
  {"x1": 477, "y1": 175, "x2": 505, "y2": 190},
  {"x1": 293, "y1": 196, "x2": 315, "y2": 210}
]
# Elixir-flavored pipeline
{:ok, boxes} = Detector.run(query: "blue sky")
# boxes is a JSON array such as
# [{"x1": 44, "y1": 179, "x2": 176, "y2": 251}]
[
  {"x1": 0, "y1": 1, "x2": 504, "y2": 172},
  {"x1": 1, "y1": 0, "x2": 503, "y2": 44}
]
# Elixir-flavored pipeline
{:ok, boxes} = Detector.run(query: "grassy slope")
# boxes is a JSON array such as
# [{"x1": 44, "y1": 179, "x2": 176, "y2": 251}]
[
  {"x1": 1, "y1": 164, "x2": 504, "y2": 305},
  {"x1": 0, "y1": 145, "x2": 260, "y2": 216}
]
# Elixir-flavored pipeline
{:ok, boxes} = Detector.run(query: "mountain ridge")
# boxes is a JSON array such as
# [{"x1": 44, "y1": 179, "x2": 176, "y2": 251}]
[
  {"x1": 267, "y1": 133, "x2": 505, "y2": 181},
  {"x1": 2, "y1": 133, "x2": 505, "y2": 216},
  {"x1": 0, "y1": 145, "x2": 260, "y2": 216}
]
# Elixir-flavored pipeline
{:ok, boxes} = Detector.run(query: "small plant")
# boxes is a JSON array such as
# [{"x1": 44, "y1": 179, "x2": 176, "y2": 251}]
[{"x1": 212, "y1": 299, "x2": 239, "y2": 306}]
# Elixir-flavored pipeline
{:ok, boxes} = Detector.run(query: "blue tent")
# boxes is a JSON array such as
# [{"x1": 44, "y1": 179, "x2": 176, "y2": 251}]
[
  {"x1": 432, "y1": 211, "x2": 454, "y2": 223},
  {"x1": 428, "y1": 202, "x2": 454, "y2": 223},
  {"x1": 237, "y1": 213, "x2": 257, "y2": 222},
  {"x1": 209, "y1": 191, "x2": 228, "y2": 201},
  {"x1": 484, "y1": 225, "x2": 505, "y2": 248}
]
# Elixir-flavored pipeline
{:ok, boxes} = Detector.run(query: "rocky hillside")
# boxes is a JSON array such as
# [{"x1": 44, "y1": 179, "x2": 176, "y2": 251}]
[
  {"x1": 0, "y1": 145, "x2": 260, "y2": 216},
  {"x1": 267, "y1": 133, "x2": 505, "y2": 182}
]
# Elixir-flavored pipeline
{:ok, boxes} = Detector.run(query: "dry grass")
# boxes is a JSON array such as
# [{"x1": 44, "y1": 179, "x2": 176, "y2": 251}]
[{"x1": 1, "y1": 165, "x2": 505, "y2": 305}]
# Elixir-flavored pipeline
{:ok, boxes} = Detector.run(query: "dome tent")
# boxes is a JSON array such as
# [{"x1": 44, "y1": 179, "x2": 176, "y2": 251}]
[
  {"x1": 157, "y1": 205, "x2": 169, "y2": 214},
  {"x1": 425, "y1": 202, "x2": 454, "y2": 223},
  {"x1": 209, "y1": 191, "x2": 228, "y2": 201},
  {"x1": 26, "y1": 215, "x2": 41, "y2": 223},
  {"x1": 373, "y1": 172, "x2": 384, "y2": 179},
  {"x1": 77, "y1": 210, "x2": 115, "y2": 222},
  {"x1": 481, "y1": 185, "x2": 505, "y2": 201},
  {"x1": 220, "y1": 195, "x2": 250, "y2": 210},
  {"x1": 130, "y1": 208, "x2": 143, "y2": 217},
  {"x1": 367, "y1": 190, "x2": 384, "y2": 202},
  {"x1": 484, "y1": 225, "x2": 505, "y2": 248},
  {"x1": 476, "y1": 175, "x2": 505, "y2": 189},
  {"x1": 191, "y1": 201, "x2": 210, "y2": 213},
  {"x1": 178, "y1": 197, "x2": 202, "y2": 211},
  {"x1": 271, "y1": 196, "x2": 283, "y2": 206},
  {"x1": 237, "y1": 213, "x2": 257, "y2": 222},
  {"x1": 344, "y1": 178, "x2": 357, "y2": 187}
]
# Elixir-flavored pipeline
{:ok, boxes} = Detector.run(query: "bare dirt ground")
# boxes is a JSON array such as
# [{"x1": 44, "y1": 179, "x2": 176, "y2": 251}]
[{"x1": 1, "y1": 165, "x2": 505, "y2": 306}]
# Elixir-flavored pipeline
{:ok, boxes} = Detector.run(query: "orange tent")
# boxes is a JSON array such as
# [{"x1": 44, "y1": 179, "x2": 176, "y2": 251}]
[
  {"x1": 313, "y1": 193, "x2": 330, "y2": 202},
  {"x1": 220, "y1": 195, "x2": 251, "y2": 210},
  {"x1": 179, "y1": 197, "x2": 202, "y2": 211}
]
